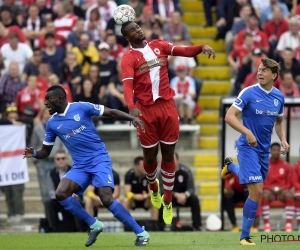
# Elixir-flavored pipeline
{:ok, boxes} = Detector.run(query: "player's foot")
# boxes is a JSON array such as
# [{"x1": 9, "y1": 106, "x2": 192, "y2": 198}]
[
  {"x1": 85, "y1": 219, "x2": 105, "y2": 247},
  {"x1": 231, "y1": 226, "x2": 239, "y2": 232},
  {"x1": 264, "y1": 223, "x2": 271, "y2": 232},
  {"x1": 285, "y1": 223, "x2": 293, "y2": 232},
  {"x1": 239, "y1": 237, "x2": 256, "y2": 245},
  {"x1": 149, "y1": 179, "x2": 162, "y2": 209},
  {"x1": 221, "y1": 157, "x2": 232, "y2": 179},
  {"x1": 134, "y1": 227, "x2": 150, "y2": 247},
  {"x1": 162, "y1": 195, "x2": 173, "y2": 225},
  {"x1": 250, "y1": 226, "x2": 258, "y2": 233}
]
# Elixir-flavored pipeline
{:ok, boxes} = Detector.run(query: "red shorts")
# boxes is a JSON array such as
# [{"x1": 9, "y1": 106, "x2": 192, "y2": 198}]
[{"x1": 136, "y1": 98, "x2": 180, "y2": 148}]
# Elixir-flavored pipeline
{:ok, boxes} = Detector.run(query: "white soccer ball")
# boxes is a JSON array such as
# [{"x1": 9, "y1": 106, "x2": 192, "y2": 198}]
[{"x1": 113, "y1": 4, "x2": 136, "y2": 26}]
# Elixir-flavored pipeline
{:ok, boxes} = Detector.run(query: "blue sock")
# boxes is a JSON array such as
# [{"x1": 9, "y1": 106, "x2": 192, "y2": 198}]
[
  {"x1": 240, "y1": 198, "x2": 258, "y2": 240},
  {"x1": 108, "y1": 200, "x2": 143, "y2": 234},
  {"x1": 59, "y1": 196, "x2": 96, "y2": 226},
  {"x1": 228, "y1": 162, "x2": 240, "y2": 176}
]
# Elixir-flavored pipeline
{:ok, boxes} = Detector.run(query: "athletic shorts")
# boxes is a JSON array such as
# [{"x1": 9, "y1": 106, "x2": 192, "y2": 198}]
[
  {"x1": 63, "y1": 155, "x2": 114, "y2": 195},
  {"x1": 237, "y1": 145, "x2": 269, "y2": 185},
  {"x1": 136, "y1": 98, "x2": 180, "y2": 148}
]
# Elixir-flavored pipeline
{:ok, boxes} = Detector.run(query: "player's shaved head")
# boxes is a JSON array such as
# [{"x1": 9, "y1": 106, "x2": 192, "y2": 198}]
[
  {"x1": 121, "y1": 21, "x2": 135, "y2": 37},
  {"x1": 46, "y1": 85, "x2": 66, "y2": 99}
]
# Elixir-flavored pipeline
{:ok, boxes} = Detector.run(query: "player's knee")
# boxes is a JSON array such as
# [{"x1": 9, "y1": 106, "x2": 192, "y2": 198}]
[
  {"x1": 100, "y1": 194, "x2": 114, "y2": 208},
  {"x1": 55, "y1": 190, "x2": 68, "y2": 201}
]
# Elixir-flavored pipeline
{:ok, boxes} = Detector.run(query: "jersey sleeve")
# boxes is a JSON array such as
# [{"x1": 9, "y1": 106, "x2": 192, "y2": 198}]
[
  {"x1": 43, "y1": 122, "x2": 56, "y2": 146},
  {"x1": 278, "y1": 96, "x2": 284, "y2": 116},
  {"x1": 79, "y1": 102, "x2": 104, "y2": 116},
  {"x1": 232, "y1": 88, "x2": 250, "y2": 111},
  {"x1": 121, "y1": 54, "x2": 134, "y2": 81},
  {"x1": 160, "y1": 40, "x2": 176, "y2": 55}
]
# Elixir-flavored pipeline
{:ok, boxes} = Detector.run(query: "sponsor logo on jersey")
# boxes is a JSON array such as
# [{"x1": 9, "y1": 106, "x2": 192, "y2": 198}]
[
  {"x1": 74, "y1": 114, "x2": 80, "y2": 121},
  {"x1": 234, "y1": 98, "x2": 242, "y2": 106},
  {"x1": 256, "y1": 109, "x2": 278, "y2": 116},
  {"x1": 63, "y1": 125, "x2": 86, "y2": 139},
  {"x1": 138, "y1": 57, "x2": 167, "y2": 73},
  {"x1": 249, "y1": 176, "x2": 262, "y2": 181}
]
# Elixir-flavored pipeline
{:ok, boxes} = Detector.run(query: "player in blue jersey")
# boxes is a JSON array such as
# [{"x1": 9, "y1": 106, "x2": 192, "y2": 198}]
[
  {"x1": 221, "y1": 58, "x2": 290, "y2": 245},
  {"x1": 23, "y1": 85, "x2": 150, "y2": 247}
]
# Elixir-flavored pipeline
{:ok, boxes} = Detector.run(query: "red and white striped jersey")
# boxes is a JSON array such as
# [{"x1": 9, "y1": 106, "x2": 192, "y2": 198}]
[
  {"x1": 121, "y1": 40, "x2": 175, "y2": 106},
  {"x1": 54, "y1": 14, "x2": 78, "y2": 38}
]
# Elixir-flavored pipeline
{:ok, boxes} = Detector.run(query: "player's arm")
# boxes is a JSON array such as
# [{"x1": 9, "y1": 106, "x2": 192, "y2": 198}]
[
  {"x1": 275, "y1": 116, "x2": 290, "y2": 155},
  {"x1": 23, "y1": 144, "x2": 53, "y2": 159},
  {"x1": 225, "y1": 106, "x2": 257, "y2": 146},
  {"x1": 171, "y1": 44, "x2": 216, "y2": 59}
]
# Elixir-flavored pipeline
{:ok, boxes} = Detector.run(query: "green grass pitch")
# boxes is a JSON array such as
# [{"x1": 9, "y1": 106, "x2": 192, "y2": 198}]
[{"x1": 0, "y1": 232, "x2": 299, "y2": 250}]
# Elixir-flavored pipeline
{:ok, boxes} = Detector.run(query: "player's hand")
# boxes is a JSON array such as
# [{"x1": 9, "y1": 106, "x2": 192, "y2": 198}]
[
  {"x1": 246, "y1": 131, "x2": 257, "y2": 147},
  {"x1": 129, "y1": 107, "x2": 142, "y2": 118},
  {"x1": 132, "y1": 117, "x2": 145, "y2": 133},
  {"x1": 280, "y1": 140, "x2": 290, "y2": 155},
  {"x1": 202, "y1": 45, "x2": 216, "y2": 59},
  {"x1": 23, "y1": 147, "x2": 34, "y2": 159},
  {"x1": 175, "y1": 193, "x2": 187, "y2": 205},
  {"x1": 134, "y1": 194, "x2": 145, "y2": 201}
]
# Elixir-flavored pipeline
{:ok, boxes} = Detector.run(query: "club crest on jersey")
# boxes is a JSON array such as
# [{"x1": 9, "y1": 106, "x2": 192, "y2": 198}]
[
  {"x1": 154, "y1": 48, "x2": 160, "y2": 54},
  {"x1": 274, "y1": 99, "x2": 278, "y2": 106},
  {"x1": 94, "y1": 104, "x2": 100, "y2": 110},
  {"x1": 74, "y1": 114, "x2": 80, "y2": 121}
]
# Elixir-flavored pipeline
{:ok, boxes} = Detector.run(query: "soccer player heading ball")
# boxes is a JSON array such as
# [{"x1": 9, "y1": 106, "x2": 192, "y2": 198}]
[
  {"x1": 221, "y1": 58, "x2": 290, "y2": 245},
  {"x1": 120, "y1": 21, "x2": 216, "y2": 224},
  {"x1": 23, "y1": 85, "x2": 150, "y2": 247}
]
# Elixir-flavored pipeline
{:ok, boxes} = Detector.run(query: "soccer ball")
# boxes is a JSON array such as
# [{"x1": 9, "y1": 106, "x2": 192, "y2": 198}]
[{"x1": 113, "y1": 4, "x2": 136, "y2": 26}]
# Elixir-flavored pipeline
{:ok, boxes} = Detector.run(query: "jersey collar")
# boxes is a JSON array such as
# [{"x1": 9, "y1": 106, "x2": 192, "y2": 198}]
[
  {"x1": 257, "y1": 83, "x2": 273, "y2": 94},
  {"x1": 57, "y1": 103, "x2": 70, "y2": 116}
]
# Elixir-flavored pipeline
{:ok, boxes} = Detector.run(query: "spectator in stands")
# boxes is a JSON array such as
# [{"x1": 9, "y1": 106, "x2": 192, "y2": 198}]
[
  {"x1": 106, "y1": 33, "x2": 124, "y2": 61},
  {"x1": 74, "y1": 78, "x2": 100, "y2": 104},
  {"x1": 150, "y1": 19, "x2": 165, "y2": 40},
  {"x1": 127, "y1": 0, "x2": 145, "y2": 23},
  {"x1": 223, "y1": 173, "x2": 260, "y2": 232},
  {"x1": 72, "y1": 33, "x2": 99, "y2": 75},
  {"x1": 0, "y1": 61, "x2": 26, "y2": 114},
  {"x1": 84, "y1": 169, "x2": 120, "y2": 217},
  {"x1": 84, "y1": 8, "x2": 106, "y2": 47},
  {"x1": 0, "y1": 0, "x2": 24, "y2": 26},
  {"x1": 251, "y1": 0, "x2": 270, "y2": 19},
  {"x1": 263, "y1": 5, "x2": 289, "y2": 60},
  {"x1": 57, "y1": 51, "x2": 82, "y2": 99},
  {"x1": 86, "y1": 0, "x2": 117, "y2": 23},
  {"x1": 87, "y1": 64, "x2": 102, "y2": 99},
  {"x1": 42, "y1": 32, "x2": 66, "y2": 73},
  {"x1": 22, "y1": 48, "x2": 43, "y2": 81},
  {"x1": 30, "y1": 108, "x2": 65, "y2": 214},
  {"x1": 279, "y1": 70, "x2": 300, "y2": 118},
  {"x1": 38, "y1": 20, "x2": 66, "y2": 49},
  {"x1": 47, "y1": 73, "x2": 73, "y2": 102},
  {"x1": 124, "y1": 156, "x2": 158, "y2": 220},
  {"x1": 279, "y1": 47, "x2": 300, "y2": 81},
  {"x1": 227, "y1": 32, "x2": 256, "y2": 74},
  {"x1": 36, "y1": 0, "x2": 54, "y2": 21},
  {"x1": 163, "y1": 11, "x2": 191, "y2": 44},
  {"x1": 15, "y1": 74, "x2": 43, "y2": 126},
  {"x1": 22, "y1": 4, "x2": 46, "y2": 49},
  {"x1": 292, "y1": 149, "x2": 300, "y2": 231},
  {"x1": 260, "y1": 0, "x2": 289, "y2": 24},
  {"x1": 159, "y1": 152, "x2": 202, "y2": 231},
  {"x1": 106, "y1": 16, "x2": 128, "y2": 48},
  {"x1": 45, "y1": 150, "x2": 80, "y2": 232},
  {"x1": 261, "y1": 142, "x2": 294, "y2": 232},
  {"x1": 1, "y1": 33, "x2": 33, "y2": 74},
  {"x1": 276, "y1": 17, "x2": 300, "y2": 56},
  {"x1": 0, "y1": 21, "x2": 26, "y2": 48},
  {"x1": 234, "y1": 14, "x2": 269, "y2": 55},
  {"x1": 139, "y1": 5, "x2": 157, "y2": 28},
  {"x1": 37, "y1": 60, "x2": 51, "y2": 93},
  {"x1": 67, "y1": 18, "x2": 93, "y2": 52},
  {"x1": 54, "y1": 0, "x2": 78, "y2": 39},
  {"x1": 0, "y1": 105, "x2": 24, "y2": 125},
  {"x1": 170, "y1": 65, "x2": 196, "y2": 125},
  {"x1": 153, "y1": 0, "x2": 181, "y2": 24},
  {"x1": 203, "y1": 0, "x2": 217, "y2": 27},
  {"x1": 0, "y1": 6, "x2": 18, "y2": 28}
]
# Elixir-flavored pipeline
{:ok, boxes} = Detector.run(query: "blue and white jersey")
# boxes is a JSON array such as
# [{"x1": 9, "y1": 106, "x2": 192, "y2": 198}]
[
  {"x1": 43, "y1": 102, "x2": 108, "y2": 167},
  {"x1": 233, "y1": 84, "x2": 284, "y2": 153}
]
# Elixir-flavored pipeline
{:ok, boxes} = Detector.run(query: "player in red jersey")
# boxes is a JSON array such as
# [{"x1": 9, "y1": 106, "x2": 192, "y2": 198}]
[
  {"x1": 292, "y1": 150, "x2": 300, "y2": 231},
  {"x1": 120, "y1": 21, "x2": 216, "y2": 224},
  {"x1": 261, "y1": 142, "x2": 294, "y2": 232}
]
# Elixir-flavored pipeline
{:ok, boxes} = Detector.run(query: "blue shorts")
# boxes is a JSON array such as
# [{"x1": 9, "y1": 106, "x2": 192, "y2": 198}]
[
  {"x1": 237, "y1": 146, "x2": 269, "y2": 185},
  {"x1": 63, "y1": 156, "x2": 114, "y2": 195}
]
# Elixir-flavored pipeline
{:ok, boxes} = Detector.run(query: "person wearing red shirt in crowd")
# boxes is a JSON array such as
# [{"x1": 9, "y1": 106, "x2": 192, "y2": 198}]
[
  {"x1": 16, "y1": 74, "x2": 43, "y2": 126},
  {"x1": 223, "y1": 173, "x2": 260, "y2": 232},
  {"x1": 228, "y1": 32, "x2": 256, "y2": 73},
  {"x1": 37, "y1": 60, "x2": 51, "y2": 93},
  {"x1": 261, "y1": 142, "x2": 294, "y2": 232},
  {"x1": 292, "y1": 148, "x2": 300, "y2": 231},
  {"x1": 120, "y1": 21, "x2": 216, "y2": 225},
  {"x1": 106, "y1": 33, "x2": 124, "y2": 61},
  {"x1": 0, "y1": 21, "x2": 26, "y2": 48},
  {"x1": 38, "y1": 20, "x2": 66, "y2": 49},
  {"x1": 234, "y1": 15, "x2": 269, "y2": 55}
]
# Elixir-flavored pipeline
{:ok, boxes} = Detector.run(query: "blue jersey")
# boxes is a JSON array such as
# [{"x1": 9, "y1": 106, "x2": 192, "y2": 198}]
[
  {"x1": 43, "y1": 102, "x2": 108, "y2": 167},
  {"x1": 233, "y1": 84, "x2": 284, "y2": 153}
]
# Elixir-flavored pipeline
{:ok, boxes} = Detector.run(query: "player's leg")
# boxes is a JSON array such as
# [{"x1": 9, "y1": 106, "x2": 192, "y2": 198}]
[
  {"x1": 185, "y1": 194, "x2": 202, "y2": 231},
  {"x1": 295, "y1": 193, "x2": 300, "y2": 231},
  {"x1": 97, "y1": 186, "x2": 150, "y2": 246},
  {"x1": 261, "y1": 189, "x2": 274, "y2": 232},
  {"x1": 278, "y1": 189, "x2": 294, "y2": 232}
]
